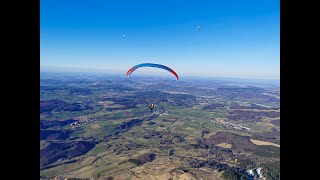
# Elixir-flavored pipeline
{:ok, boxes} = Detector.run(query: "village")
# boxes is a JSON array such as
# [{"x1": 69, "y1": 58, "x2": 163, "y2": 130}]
[
  {"x1": 70, "y1": 117, "x2": 97, "y2": 126},
  {"x1": 158, "y1": 111, "x2": 169, "y2": 116},
  {"x1": 262, "y1": 92, "x2": 280, "y2": 99},
  {"x1": 247, "y1": 167, "x2": 266, "y2": 180},
  {"x1": 151, "y1": 110, "x2": 170, "y2": 116},
  {"x1": 212, "y1": 118, "x2": 250, "y2": 131}
]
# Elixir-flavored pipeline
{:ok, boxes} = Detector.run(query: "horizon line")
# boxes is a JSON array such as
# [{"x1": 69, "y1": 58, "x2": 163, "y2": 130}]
[{"x1": 40, "y1": 70, "x2": 280, "y2": 82}]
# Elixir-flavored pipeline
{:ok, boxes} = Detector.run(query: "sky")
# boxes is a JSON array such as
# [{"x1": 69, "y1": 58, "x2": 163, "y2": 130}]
[{"x1": 40, "y1": 0, "x2": 280, "y2": 80}]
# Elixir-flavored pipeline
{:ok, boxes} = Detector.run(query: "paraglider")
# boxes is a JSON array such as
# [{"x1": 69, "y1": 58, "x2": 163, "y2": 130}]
[
  {"x1": 149, "y1": 103, "x2": 156, "y2": 112},
  {"x1": 126, "y1": 63, "x2": 179, "y2": 80},
  {"x1": 126, "y1": 63, "x2": 178, "y2": 113}
]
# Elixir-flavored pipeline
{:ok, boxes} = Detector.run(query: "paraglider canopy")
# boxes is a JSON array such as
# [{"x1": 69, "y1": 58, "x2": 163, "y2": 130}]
[
  {"x1": 126, "y1": 63, "x2": 179, "y2": 80},
  {"x1": 149, "y1": 103, "x2": 156, "y2": 112}
]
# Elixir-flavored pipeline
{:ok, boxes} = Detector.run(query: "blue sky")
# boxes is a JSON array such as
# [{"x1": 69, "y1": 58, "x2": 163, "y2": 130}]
[{"x1": 40, "y1": 0, "x2": 279, "y2": 79}]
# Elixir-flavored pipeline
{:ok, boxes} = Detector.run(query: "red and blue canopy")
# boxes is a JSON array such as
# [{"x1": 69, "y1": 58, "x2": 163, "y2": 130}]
[{"x1": 126, "y1": 63, "x2": 179, "y2": 80}]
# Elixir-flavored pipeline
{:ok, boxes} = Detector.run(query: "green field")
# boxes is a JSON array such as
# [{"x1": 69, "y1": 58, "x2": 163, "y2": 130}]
[{"x1": 40, "y1": 76, "x2": 280, "y2": 179}]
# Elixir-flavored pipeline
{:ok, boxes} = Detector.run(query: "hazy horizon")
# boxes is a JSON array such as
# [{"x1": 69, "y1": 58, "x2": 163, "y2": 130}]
[{"x1": 40, "y1": 66, "x2": 280, "y2": 82}]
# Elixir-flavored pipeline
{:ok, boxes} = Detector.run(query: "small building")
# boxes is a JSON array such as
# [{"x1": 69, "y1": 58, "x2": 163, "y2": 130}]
[
  {"x1": 256, "y1": 168, "x2": 264, "y2": 179},
  {"x1": 53, "y1": 175, "x2": 64, "y2": 180}
]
